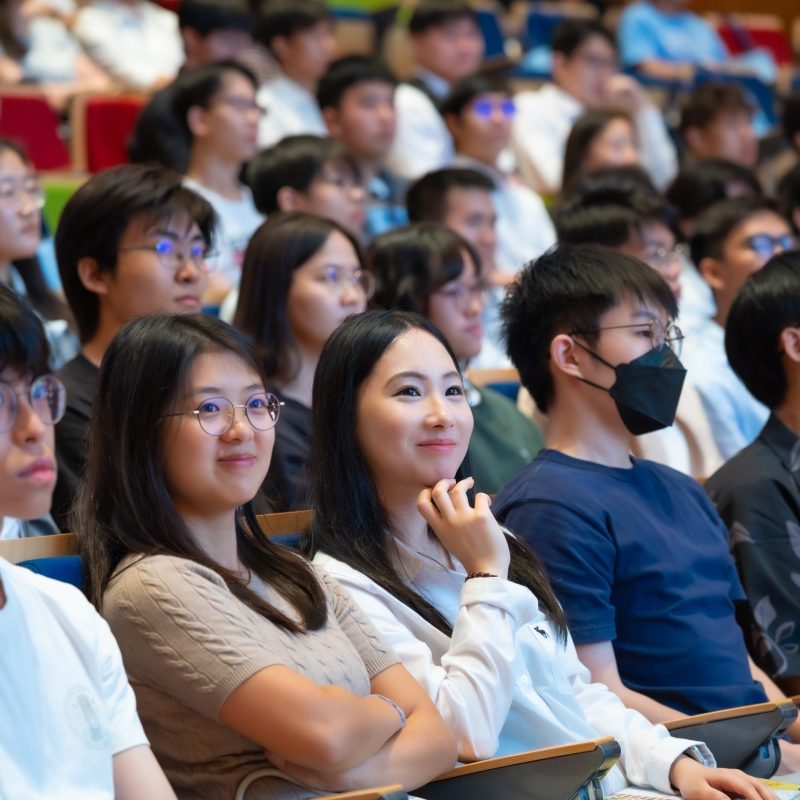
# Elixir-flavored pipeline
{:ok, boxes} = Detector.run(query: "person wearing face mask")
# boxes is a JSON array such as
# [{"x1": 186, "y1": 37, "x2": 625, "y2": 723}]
[{"x1": 490, "y1": 245, "x2": 800, "y2": 770}]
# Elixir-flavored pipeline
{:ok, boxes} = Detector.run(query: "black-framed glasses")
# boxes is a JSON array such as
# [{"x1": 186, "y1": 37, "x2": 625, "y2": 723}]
[
  {"x1": 118, "y1": 237, "x2": 218, "y2": 273},
  {"x1": 571, "y1": 319, "x2": 684, "y2": 358},
  {"x1": 746, "y1": 233, "x2": 796, "y2": 260},
  {"x1": 0, "y1": 375, "x2": 66, "y2": 433},
  {"x1": 435, "y1": 282, "x2": 490, "y2": 312},
  {"x1": 161, "y1": 392, "x2": 283, "y2": 436}
]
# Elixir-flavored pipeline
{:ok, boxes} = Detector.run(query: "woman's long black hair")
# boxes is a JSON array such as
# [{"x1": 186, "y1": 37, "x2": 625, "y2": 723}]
[
  {"x1": 304, "y1": 309, "x2": 567, "y2": 640},
  {"x1": 78, "y1": 313, "x2": 327, "y2": 632}
]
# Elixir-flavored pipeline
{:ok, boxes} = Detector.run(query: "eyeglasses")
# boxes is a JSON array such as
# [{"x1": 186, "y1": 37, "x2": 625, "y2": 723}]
[
  {"x1": 471, "y1": 98, "x2": 516, "y2": 119},
  {"x1": 217, "y1": 96, "x2": 266, "y2": 116},
  {"x1": 316, "y1": 266, "x2": 375, "y2": 299},
  {"x1": 571, "y1": 319, "x2": 684, "y2": 358},
  {"x1": 436, "y1": 282, "x2": 490, "y2": 311},
  {"x1": 316, "y1": 170, "x2": 364, "y2": 193},
  {"x1": 746, "y1": 233, "x2": 796, "y2": 260},
  {"x1": 118, "y1": 237, "x2": 218, "y2": 273},
  {"x1": 0, "y1": 176, "x2": 45, "y2": 210},
  {"x1": 646, "y1": 243, "x2": 688, "y2": 268},
  {"x1": 0, "y1": 375, "x2": 66, "y2": 433},
  {"x1": 161, "y1": 392, "x2": 283, "y2": 436}
]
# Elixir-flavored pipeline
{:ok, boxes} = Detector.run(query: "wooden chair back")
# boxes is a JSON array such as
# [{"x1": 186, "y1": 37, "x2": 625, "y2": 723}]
[
  {"x1": 256, "y1": 510, "x2": 312, "y2": 538},
  {"x1": 318, "y1": 786, "x2": 406, "y2": 800},
  {"x1": 0, "y1": 532, "x2": 78, "y2": 564}
]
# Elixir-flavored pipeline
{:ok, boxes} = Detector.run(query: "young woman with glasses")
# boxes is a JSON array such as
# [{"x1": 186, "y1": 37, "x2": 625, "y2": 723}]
[{"x1": 78, "y1": 312, "x2": 456, "y2": 800}]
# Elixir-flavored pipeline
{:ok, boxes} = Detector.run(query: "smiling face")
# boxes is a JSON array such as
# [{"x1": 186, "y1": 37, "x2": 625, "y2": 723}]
[
  {"x1": 356, "y1": 327, "x2": 473, "y2": 500},
  {"x1": 0, "y1": 148, "x2": 42, "y2": 270},
  {"x1": 161, "y1": 351, "x2": 275, "y2": 518}
]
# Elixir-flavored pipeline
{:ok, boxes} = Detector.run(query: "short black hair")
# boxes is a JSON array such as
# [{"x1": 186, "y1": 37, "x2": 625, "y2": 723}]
[
  {"x1": 782, "y1": 91, "x2": 800, "y2": 149},
  {"x1": 726, "y1": 251, "x2": 800, "y2": 408},
  {"x1": 689, "y1": 196, "x2": 779, "y2": 267},
  {"x1": 254, "y1": 0, "x2": 330, "y2": 51},
  {"x1": 408, "y1": 0, "x2": 476, "y2": 35},
  {"x1": 55, "y1": 164, "x2": 217, "y2": 343},
  {"x1": 556, "y1": 168, "x2": 678, "y2": 247},
  {"x1": 0, "y1": 284, "x2": 49, "y2": 380},
  {"x1": 406, "y1": 167, "x2": 495, "y2": 222},
  {"x1": 502, "y1": 244, "x2": 677, "y2": 412},
  {"x1": 679, "y1": 82, "x2": 752, "y2": 136},
  {"x1": 666, "y1": 158, "x2": 762, "y2": 223},
  {"x1": 246, "y1": 135, "x2": 360, "y2": 214},
  {"x1": 551, "y1": 18, "x2": 616, "y2": 57},
  {"x1": 316, "y1": 55, "x2": 397, "y2": 111},
  {"x1": 778, "y1": 163, "x2": 800, "y2": 233},
  {"x1": 440, "y1": 73, "x2": 510, "y2": 118},
  {"x1": 178, "y1": 0, "x2": 252, "y2": 35},
  {"x1": 171, "y1": 60, "x2": 258, "y2": 140}
]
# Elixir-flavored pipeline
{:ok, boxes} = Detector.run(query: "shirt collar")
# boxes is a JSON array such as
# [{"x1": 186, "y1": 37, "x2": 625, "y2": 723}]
[
  {"x1": 760, "y1": 413, "x2": 800, "y2": 480},
  {"x1": 413, "y1": 69, "x2": 450, "y2": 99},
  {"x1": 391, "y1": 534, "x2": 465, "y2": 582}
]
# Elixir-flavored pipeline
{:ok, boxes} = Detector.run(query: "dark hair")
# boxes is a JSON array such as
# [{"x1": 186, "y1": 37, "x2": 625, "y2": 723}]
[
  {"x1": 0, "y1": 284, "x2": 49, "y2": 379},
  {"x1": 679, "y1": 82, "x2": 752, "y2": 137},
  {"x1": 726, "y1": 251, "x2": 800, "y2": 408},
  {"x1": 562, "y1": 109, "x2": 635, "y2": 190},
  {"x1": 246, "y1": 135, "x2": 360, "y2": 215},
  {"x1": 406, "y1": 167, "x2": 495, "y2": 222},
  {"x1": 55, "y1": 164, "x2": 217, "y2": 343},
  {"x1": 368, "y1": 223, "x2": 480, "y2": 314},
  {"x1": 666, "y1": 158, "x2": 762, "y2": 223},
  {"x1": 77, "y1": 313, "x2": 327, "y2": 631},
  {"x1": 304, "y1": 308, "x2": 567, "y2": 639},
  {"x1": 234, "y1": 212, "x2": 364, "y2": 381},
  {"x1": 254, "y1": 0, "x2": 330, "y2": 52},
  {"x1": 440, "y1": 73, "x2": 510, "y2": 119},
  {"x1": 317, "y1": 55, "x2": 397, "y2": 111},
  {"x1": 179, "y1": 0, "x2": 252, "y2": 34},
  {"x1": 778, "y1": 163, "x2": 800, "y2": 234},
  {"x1": 408, "y1": 0, "x2": 476, "y2": 35},
  {"x1": 502, "y1": 244, "x2": 678, "y2": 412},
  {"x1": 171, "y1": 59, "x2": 258, "y2": 141},
  {"x1": 783, "y1": 91, "x2": 800, "y2": 149},
  {"x1": 556, "y1": 168, "x2": 677, "y2": 247},
  {"x1": 551, "y1": 18, "x2": 616, "y2": 57},
  {"x1": 0, "y1": 4, "x2": 25, "y2": 59},
  {"x1": 689, "y1": 196, "x2": 779, "y2": 267}
]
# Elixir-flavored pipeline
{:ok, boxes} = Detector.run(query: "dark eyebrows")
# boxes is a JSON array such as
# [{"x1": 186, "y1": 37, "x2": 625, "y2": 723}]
[
  {"x1": 384, "y1": 369, "x2": 462, "y2": 388},
  {"x1": 191, "y1": 383, "x2": 263, "y2": 396}
]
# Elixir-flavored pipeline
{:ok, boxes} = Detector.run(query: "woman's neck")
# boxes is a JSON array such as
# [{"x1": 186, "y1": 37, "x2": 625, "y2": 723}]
[
  {"x1": 186, "y1": 149, "x2": 242, "y2": 201},
  {"x1": 180, "y1": 508, "x2": 242, "y2": 574}
]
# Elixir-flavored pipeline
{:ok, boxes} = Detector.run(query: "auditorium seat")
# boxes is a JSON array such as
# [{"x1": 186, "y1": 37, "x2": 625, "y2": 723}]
[{"x1": 0, "y1": 91, "x2": 72, "y2": 171}]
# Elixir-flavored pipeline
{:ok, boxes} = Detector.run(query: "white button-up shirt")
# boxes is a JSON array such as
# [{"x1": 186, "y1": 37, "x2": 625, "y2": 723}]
[
  {"x1": 257, "y1": 74, "x2": 327, "y2": 148},
  {"x1": 315, "y1": 541, "x2": 708, "y2": 794}
]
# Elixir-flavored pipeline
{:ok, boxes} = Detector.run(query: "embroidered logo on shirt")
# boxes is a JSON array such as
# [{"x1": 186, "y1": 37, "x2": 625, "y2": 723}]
[
  {"x1": 534, "y1": 626, "x2": 549, "y2": 639},
  {"x1": 65, "y1": 685, "x2": 109, "y2": 749}
]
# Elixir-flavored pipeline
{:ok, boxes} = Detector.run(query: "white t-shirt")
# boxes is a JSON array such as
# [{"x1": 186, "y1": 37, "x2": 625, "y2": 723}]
[
  {"x1": 256, "y1": 74, "x2": 327, "y2": 148},
  {"x1": 183, "y1": 179, "x2": 264, "y2": 285},
  {"x1": 0, "y1": 557, "x2": 148, "y2": 798}
]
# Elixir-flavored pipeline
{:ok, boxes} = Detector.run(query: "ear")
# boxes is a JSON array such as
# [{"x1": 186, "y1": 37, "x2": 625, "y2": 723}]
[
  {"x1": 77, "y1": 257, "x2": 110, "y2": 297},
  {"x1": 271, "y1": 34, "x2": 290, "y2": 65},
  {"x1": 187, "y1": 104, "x2": 209, "y2": 138},
  {"x1": 321, "y1": 106, "x2": 341, "y2": 138},
  {"x1": 549, "y1": 333, "x2": 586, "y2": 381},
  {"x1": 698, "y1": 255, "x2": 725, "y2": 292},
  {"x1": 682, "y1": 126, "x2": 706, "y2": 157},
  {"x1": 780, "y1": 326, "x2": 800, "y2": 364},
  {"x1": 276, "y1": 185, "x2": 303, "y2": 211}
]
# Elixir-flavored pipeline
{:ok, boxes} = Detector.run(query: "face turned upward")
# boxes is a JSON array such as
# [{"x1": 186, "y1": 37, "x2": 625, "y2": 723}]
[
  {"x1": 356, "y1": 327, "x2": 473, "y2": 501},
  {"x1": 442, "y1": 186, "x2": 497, "y2": 270}
]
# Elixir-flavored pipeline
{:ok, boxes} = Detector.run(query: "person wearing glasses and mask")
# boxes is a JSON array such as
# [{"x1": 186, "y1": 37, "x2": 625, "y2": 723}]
[
  {"x1": 0, "y1": 287, "x2": 178, "y2": 800},
  {"x1": 683, "y1": 197, "x2": 796, "y2": 459},
  {"x1": 51, "y1": 164, "x2": 217, "y2": 530},
  {"x1": 233, "y1": 212, "x2": 371, "y2": 511},
  {"x1": 490, "y1": 245, "x2": 800, "y2": 769}
]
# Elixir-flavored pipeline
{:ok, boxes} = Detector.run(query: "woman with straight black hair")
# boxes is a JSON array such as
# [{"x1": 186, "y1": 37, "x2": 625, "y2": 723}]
[
  {"x1": 77, "y1": 312, "x2": 455, "y2": 799},
  {"x1": 234, "y1": 211, "x2": 372, "y2": 510},
  {"x1": 306, "y1": 309, "x2": 770, "y2": 799}
]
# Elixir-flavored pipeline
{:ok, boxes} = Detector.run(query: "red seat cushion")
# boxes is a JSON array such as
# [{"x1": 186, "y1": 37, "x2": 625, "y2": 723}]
[
  {"x1": 82, "y1": 95, "x2": 146, "y2": 173},
  {"x1": 0, "y1": 93, "x2": 71, "y2": 171}
]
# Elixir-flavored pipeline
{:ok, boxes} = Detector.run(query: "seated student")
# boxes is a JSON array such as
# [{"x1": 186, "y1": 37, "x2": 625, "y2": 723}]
[
  {"x1": 491, "y1": 245, "x2": 800, "y2": 766},
  {"x1": 0, "y1": 286, "x2": 177, "y2": 800},
  {"x1": 317, "y1": 55, "x2": 407, "y2": 239},
  {"x1": 233, "y1": 212, "x2": 370, "y2": 510},
  {"x1": 385, "y1": 0, "x2": 484, "y2": 180},
  {"x1": 172, "y1": 60, "x2": 265, "y2": 304},
  {"x1": 680, "y1": 83, "x2": 758, "y2": 169},
  {"x1": 52, "y1": 164, "x2": 215, "y2": 530},
  {"x1": 0, "y1": 138, "x2": 77, "y2": 370},
  {"x1": 128, "y1": 0, "x2": 257, "y2": 173},
  {"x1": 78, "y1": 312, "x2": 456, "y2": 798},
  {"x1": 0, "y1": 0, "x2": 112, "y2": 111},
  {"x1": 74, "y1": 0, "x2": 183, "y2": 91},
  {"x1": 254, "y1": 0, "x2": 334, "y2": 148},
  {"x1": 562, "y1": 110, "x2": 640, "y2": 192},
  {"x1": 706, "y1": 252, "x2": 800, "y2": 694},
  {"x1": 306, "y1": 307, "x2": 775, "y2": 799},
  {"x1": 442, "y1": 74, "x2": 556, "y2": 273},
  {"x1": 367, "y1": 223, "x2": 542, "y2": 494},
  {"x1": 512, "y1": 19, "x2": 676, "y2": 196},
  {"x1": 684, "y1": 197, "x2": 794, "y2": 458},
  {"x1": 554, "y1": 170, "x2": 722, "y2": 479}
]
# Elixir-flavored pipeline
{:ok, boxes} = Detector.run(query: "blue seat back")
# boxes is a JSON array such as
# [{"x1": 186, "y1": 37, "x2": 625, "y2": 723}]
[{"x1": 18, "y1": 555, "x2": 83, "y2": 589}]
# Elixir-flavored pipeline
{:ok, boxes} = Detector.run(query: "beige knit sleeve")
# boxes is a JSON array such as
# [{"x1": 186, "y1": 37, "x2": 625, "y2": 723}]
[
  {"x1": 314, "y1": 566, "x2": 399, "y2": 679},
  {"x1": 103, "y1": 555, "x2": 296, "y2": 719}
]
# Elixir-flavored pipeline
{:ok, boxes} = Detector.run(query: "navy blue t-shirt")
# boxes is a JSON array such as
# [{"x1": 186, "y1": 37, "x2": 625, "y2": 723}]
[{"x1": 493, "y1": 449, "x2": 766, "y2": 715}]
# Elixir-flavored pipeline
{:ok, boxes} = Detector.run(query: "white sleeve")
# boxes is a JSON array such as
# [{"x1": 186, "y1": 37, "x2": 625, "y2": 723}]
[
  {"x1": 336, "y1": 571, "x2": 534, "y2": 761},
  {"x1": 634, "y1": 105, "x2": 678, "y2": 191},
  {"x1": 562, "y1": 636, "x2": 713, "y2": 793},
  {"x1": 511, "y1": 94, "x2": 565, "y2": 195}
]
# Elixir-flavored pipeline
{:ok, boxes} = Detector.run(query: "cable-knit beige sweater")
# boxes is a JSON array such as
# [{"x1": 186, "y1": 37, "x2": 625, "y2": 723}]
[{"x1": 103, "y1": 554, "x2": 398, "y2": 800}]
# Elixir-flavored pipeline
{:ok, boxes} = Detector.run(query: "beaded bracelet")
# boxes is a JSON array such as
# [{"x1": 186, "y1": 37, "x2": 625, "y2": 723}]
[
  {"x1": 466, "y1": 572, "x2": 498, "y2": 580},
  {"x1": 373, "y1": 693, "x2": 408, "y2": 729}
]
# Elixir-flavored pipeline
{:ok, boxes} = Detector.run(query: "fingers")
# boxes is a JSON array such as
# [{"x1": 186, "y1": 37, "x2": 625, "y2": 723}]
[
  {"x1": 474, "y1": 492, "x2": 492, "y2": 515},
  {"x1": 431, "y1": 478, "x2": 456, "y2": 516},
  {"x1": 704, "y1": 771, "x2": 777, "y2": 800},
  {"x1": 448, "y1": 477, "x2": 474, "y2": 512}
]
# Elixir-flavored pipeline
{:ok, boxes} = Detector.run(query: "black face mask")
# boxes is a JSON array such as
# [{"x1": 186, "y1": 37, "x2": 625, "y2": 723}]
[{"x1": 576, "y1": 344, "x2": 687, "y2": 436}]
